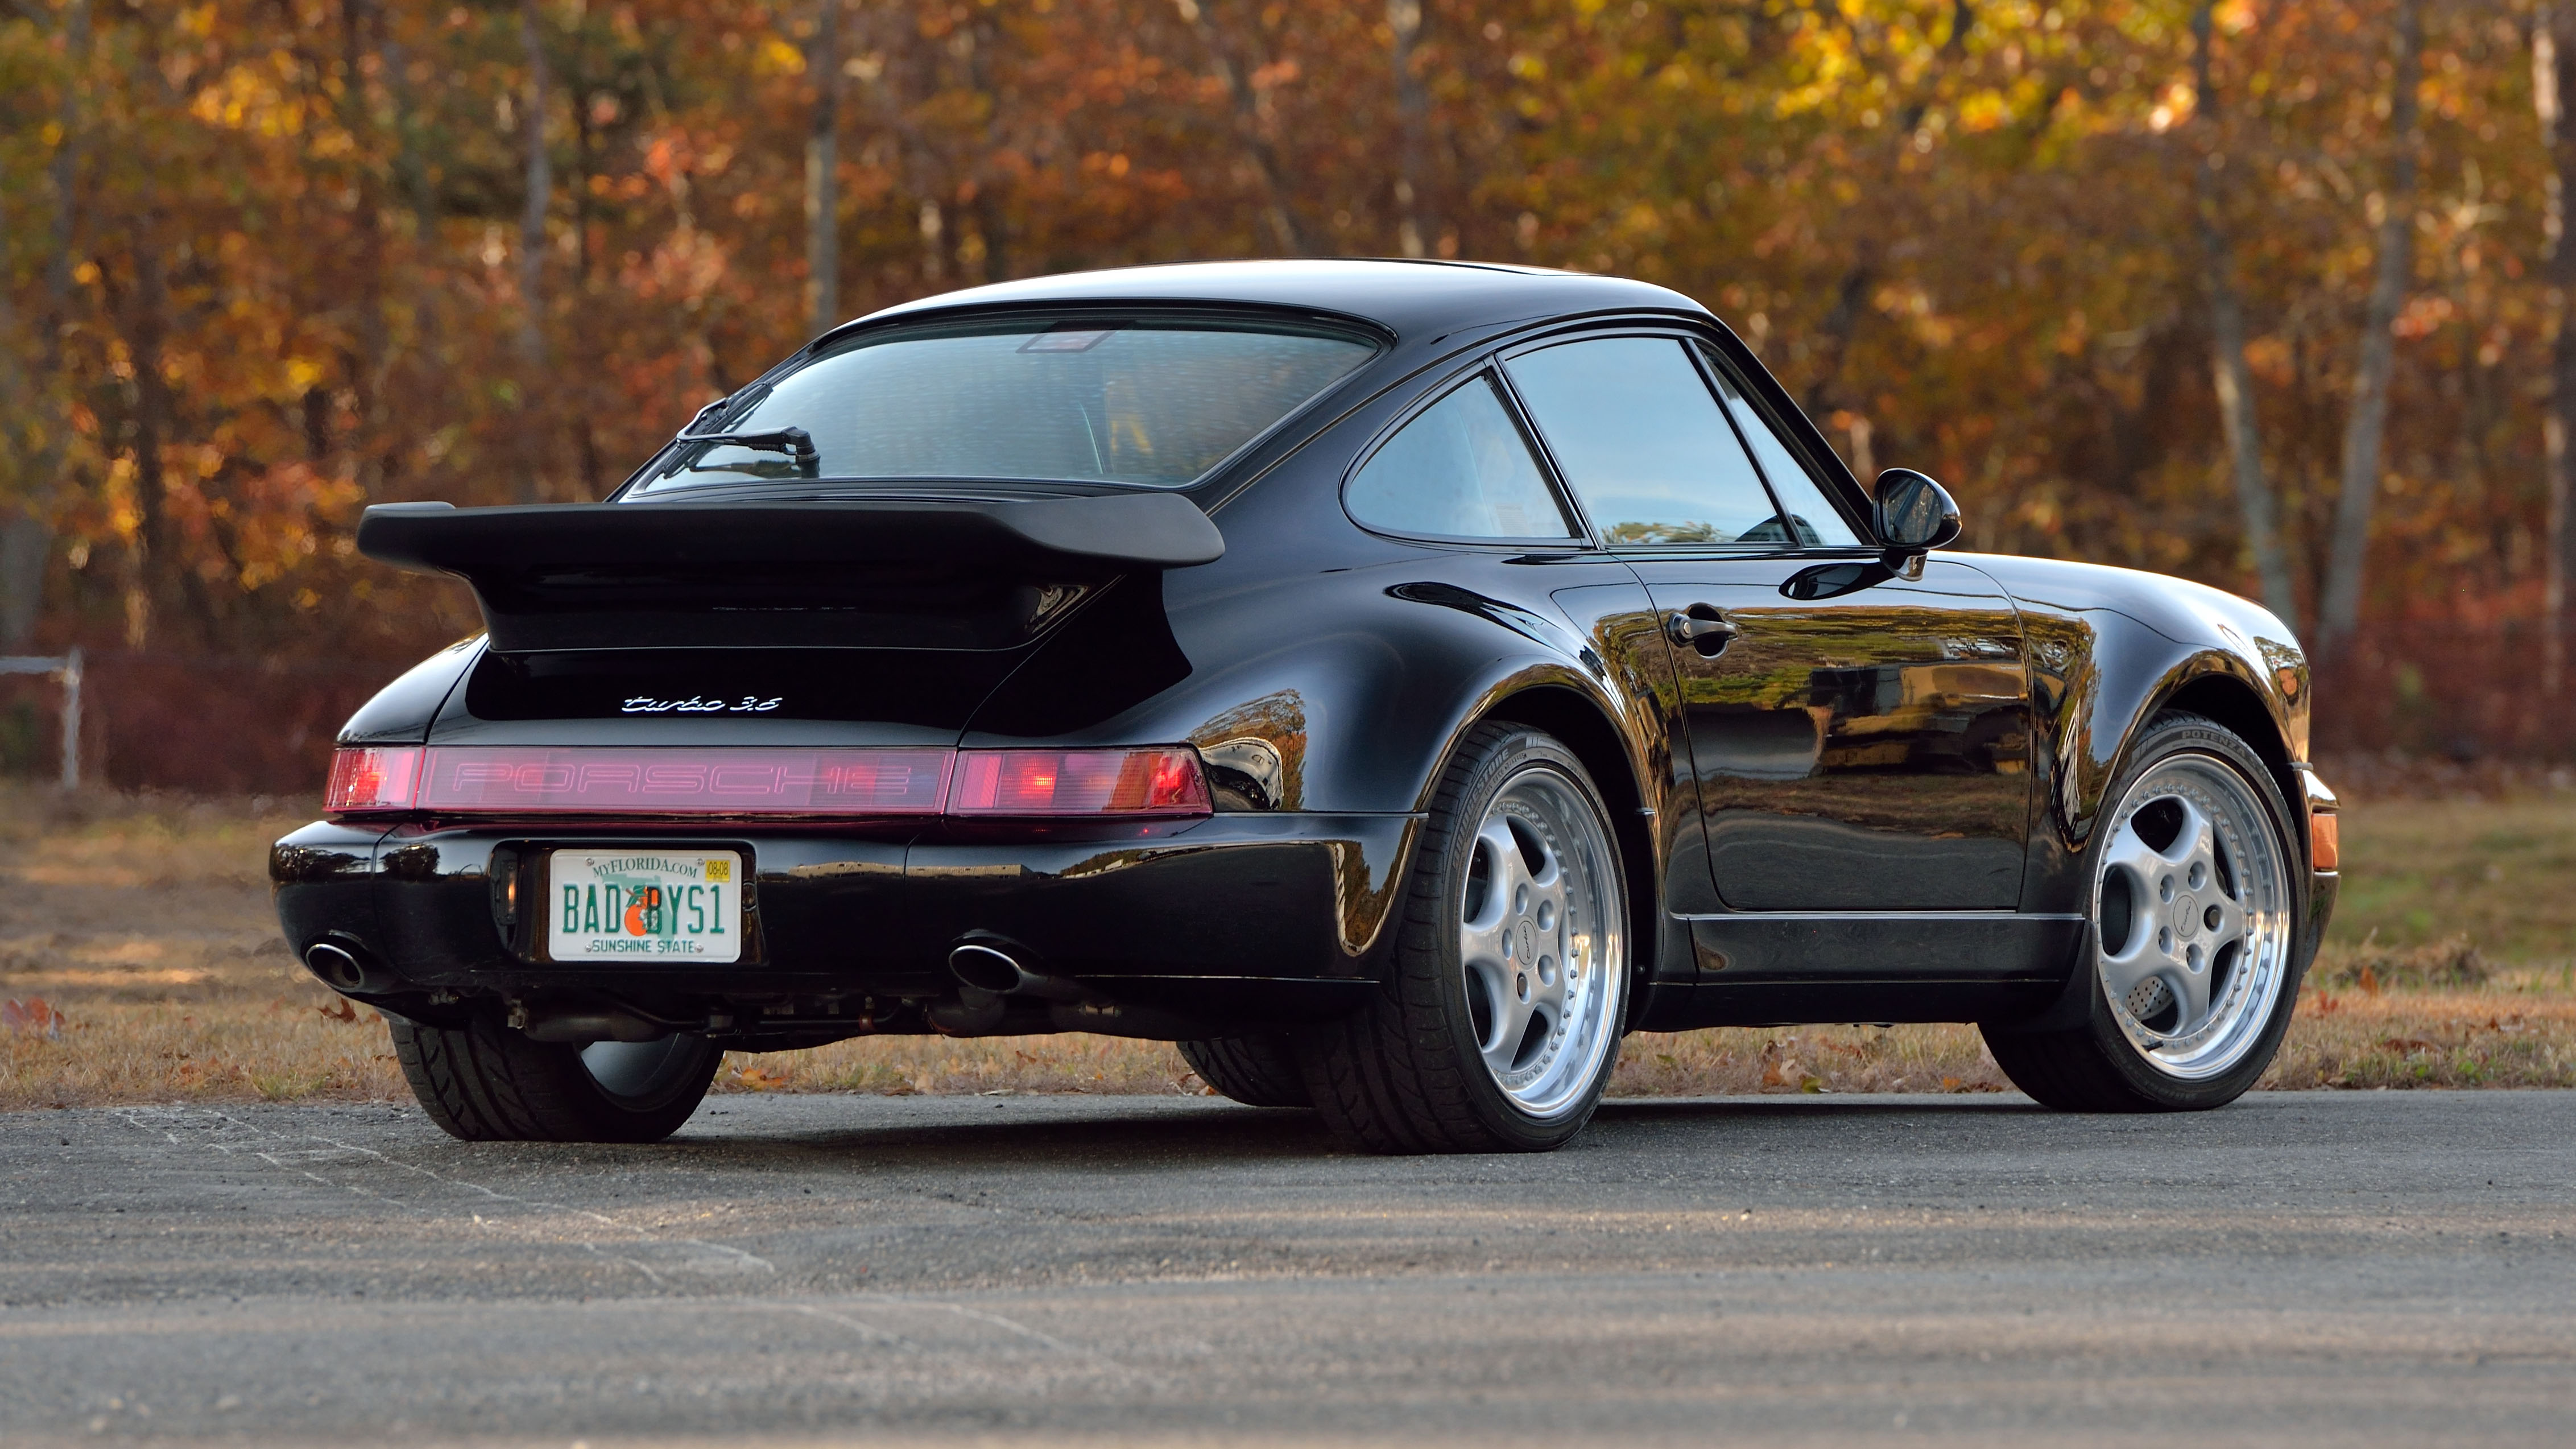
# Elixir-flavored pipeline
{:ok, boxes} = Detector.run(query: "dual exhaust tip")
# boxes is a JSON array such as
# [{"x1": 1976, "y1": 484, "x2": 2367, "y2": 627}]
[
  {"x1": 946, "y1": 939, "x2": 1079, "y2": 1000},
  {"x1": 304, "y1": 941, "x2": 386, "y2": 995},
  {"x1": 311, "y1": 934, "x2": 1050, "y2": 1004}
]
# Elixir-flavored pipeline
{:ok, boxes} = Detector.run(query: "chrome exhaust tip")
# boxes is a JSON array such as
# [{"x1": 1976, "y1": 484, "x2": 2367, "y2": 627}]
[
  {"x1": 303, "y1": 941, "x2": 376, "y2": 994},
  {"x1": 947, "y1": 942, "x2": 1031, "y2": 994},
  {"x1": 945, "y1": 939, "x2": 1085, "y2": 1001}
]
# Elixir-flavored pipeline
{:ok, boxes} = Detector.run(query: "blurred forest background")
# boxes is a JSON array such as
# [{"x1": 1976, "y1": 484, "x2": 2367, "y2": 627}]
[{"x1": 0, "y1": 0, "x2": 2570, "y2": 790}]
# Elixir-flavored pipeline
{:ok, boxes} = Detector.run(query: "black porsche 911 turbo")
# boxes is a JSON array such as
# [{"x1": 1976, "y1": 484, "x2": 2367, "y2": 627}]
[{"x1": 273, "y1": 259, "x2": 2339, "y2": 1153}]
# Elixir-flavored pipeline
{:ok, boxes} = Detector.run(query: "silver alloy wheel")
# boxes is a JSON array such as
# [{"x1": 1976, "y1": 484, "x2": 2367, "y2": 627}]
[
  {"x1": 2093, "y1": 753, "x2": 2293, "y2": 1080},
  {"x1": 580, "y1": 1035, "x2": 704, "y2": 1104},
  {"x1": 1457, "y1": 765, "x2": 1626, "y2": 1119}
]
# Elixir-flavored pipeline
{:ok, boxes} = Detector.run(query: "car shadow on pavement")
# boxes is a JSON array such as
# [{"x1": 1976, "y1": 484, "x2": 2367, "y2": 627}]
[
  {"x1": 660, "y1": 1099, "x2": 1350, "y2": 1166},
  {"x1": 630, "y1": 1092, "x2": 2049, "y2": 1173},
  {"x1": 1594, "y1": 1093, "x2": 2046, "y2": 1122}
]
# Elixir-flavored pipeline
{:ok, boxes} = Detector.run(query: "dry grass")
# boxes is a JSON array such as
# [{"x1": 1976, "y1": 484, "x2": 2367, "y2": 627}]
[
  {"x1": 2323, "y1": 787, "x2": 2576, "y2": 964},
  {"x1": 3, "y1": 772, "x2": 2573, "y2": 1111}
]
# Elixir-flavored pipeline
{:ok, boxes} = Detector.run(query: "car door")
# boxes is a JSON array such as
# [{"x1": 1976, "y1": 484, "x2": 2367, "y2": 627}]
[{"x1": 1498, "y1": 331, "x2": 2033, "y2": 917}]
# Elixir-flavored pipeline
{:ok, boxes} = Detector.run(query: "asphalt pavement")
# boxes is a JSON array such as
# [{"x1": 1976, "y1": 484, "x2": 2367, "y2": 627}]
[{"x1": 2, "y1": 1089, "x2": 2571, "y2": 1447}]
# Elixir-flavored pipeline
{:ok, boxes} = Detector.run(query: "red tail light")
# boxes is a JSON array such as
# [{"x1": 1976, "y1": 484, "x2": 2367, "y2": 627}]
[
  {"x1": 325, "y1": 747, "x2": 420, "y2": 814},
  {"x1": 322, "y1": 744, "x2": 1208, "y2": 820},
  {"x1": 949, "y1": 748, "x2": 1211, "y2": 817},
  {"x1": 411, "y1": 746, "x2": 953, "y2": 815}
]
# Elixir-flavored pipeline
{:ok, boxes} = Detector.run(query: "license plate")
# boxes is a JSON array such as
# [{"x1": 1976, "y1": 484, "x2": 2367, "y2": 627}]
[{"x1": 546, "y1": 849, "x2": 742, "y2": 963}]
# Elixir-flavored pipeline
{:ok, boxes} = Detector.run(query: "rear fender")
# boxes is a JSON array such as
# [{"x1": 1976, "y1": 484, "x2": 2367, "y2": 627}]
[
  {"x1": 961, "y1": 551, "x2": 1664, "y2": 973},
  {"x1": 338, "y1": 636, "x2": 485, "y2": 745}
]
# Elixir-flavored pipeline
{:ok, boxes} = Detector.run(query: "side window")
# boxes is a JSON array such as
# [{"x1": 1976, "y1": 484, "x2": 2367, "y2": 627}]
[
  {"x1": 1503, "y1": 337, "x2": 1784, "y2": 546},
  {"x1": 1696, "y1": 343, "x2": 1866, "y2": 548},
  {"x1": 1345, "y1": 374, "x2": 1576, "y2": 540}
]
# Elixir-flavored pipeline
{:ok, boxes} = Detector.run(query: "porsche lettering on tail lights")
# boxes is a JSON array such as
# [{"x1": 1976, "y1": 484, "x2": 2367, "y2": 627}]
[
  {"x1": 322, "y1": 745, "x2": 1211, "y2": 820},
  {"x1": 409, "y1": 746, "x2": 952, "y2": 816}
]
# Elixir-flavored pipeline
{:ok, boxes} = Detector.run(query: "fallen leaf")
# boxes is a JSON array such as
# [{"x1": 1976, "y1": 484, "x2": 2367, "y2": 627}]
[
  {"x1": 2, "y1": 998, "x2": 67, "y2": 1039},
  {"x1": 316, "y1": 998, "x2": 358, "y2": 1023}
]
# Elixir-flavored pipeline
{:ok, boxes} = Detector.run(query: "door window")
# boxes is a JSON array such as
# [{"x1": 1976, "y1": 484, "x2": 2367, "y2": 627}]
[
  {"x1": 1504, "y1": 337, "x2": 1783, "y2": 547},
  {"x1": 1695, "y1": 343, "x2": 1866, "y2": 548},
  {"x1": 1345, "y1": 374, "x2": 1576, "y2": 540}
]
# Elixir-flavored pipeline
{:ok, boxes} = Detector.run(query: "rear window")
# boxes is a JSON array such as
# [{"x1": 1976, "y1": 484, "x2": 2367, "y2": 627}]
[{"x1": 631, "y1": 314, "x2": 1379, "y2": 493}]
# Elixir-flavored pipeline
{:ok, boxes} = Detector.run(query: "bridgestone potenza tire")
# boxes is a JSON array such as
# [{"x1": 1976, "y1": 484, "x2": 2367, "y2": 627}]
[
  {"x1": 387, "y1": 1011, "x2": 720, "y2": 1143},
  {"x1": 1177, "y1": 1034, "x2": 1312, "y2": 1108},
  {"x1": 1297, "y1": 723, "x2": 1630, "y2": 1154},
  {"x1": 1981, "y1": 712, "x2": 2307, "y2": 1112}
]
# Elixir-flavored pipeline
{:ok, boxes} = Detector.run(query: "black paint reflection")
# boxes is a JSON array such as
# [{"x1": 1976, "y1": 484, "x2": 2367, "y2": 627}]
[{"x1": 1624, "y1": 558, "x2": 2034, "y2": 913}]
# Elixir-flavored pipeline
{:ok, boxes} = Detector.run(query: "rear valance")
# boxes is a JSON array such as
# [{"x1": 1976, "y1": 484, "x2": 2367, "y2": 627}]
[{"x1": 355, "y1": 495, "x2": 1223, "y2": 652}]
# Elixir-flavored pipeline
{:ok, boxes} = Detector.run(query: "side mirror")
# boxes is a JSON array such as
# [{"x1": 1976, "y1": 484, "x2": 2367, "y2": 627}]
[{"x1": 1873, "y1": 468, "x2": 1962, "y2": 554}]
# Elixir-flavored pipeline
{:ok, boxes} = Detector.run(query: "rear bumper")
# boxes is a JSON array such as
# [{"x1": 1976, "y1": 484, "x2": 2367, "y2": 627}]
[{"x1": 272, "y1": 812, "x2": 1416, "y2": 1038}]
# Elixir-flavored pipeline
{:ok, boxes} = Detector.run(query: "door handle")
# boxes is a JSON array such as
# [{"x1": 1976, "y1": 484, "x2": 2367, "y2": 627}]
[{"x1": 1666, "y1": 605, "x2": 1739, "y2": 657}]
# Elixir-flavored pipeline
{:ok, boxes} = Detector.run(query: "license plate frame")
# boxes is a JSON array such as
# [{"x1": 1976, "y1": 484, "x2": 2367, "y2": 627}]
[{"x1": 543, "y1": 848, "x2": 744, "y2": 964}]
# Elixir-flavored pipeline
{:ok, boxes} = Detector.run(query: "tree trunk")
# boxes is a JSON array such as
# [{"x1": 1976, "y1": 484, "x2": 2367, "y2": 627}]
[
  {"x1": 340, "y1": 0, "x2": 392, "y2": 502},
  {"x1": 1174, "y1": 0, "x2": 1312, "y2": 257},
  {"x1": 121, "y1": 243, "x2": 177, "y2": 651},
  {"x1": 2189, "y1": 0, "x2": 2298, "y2": 630},
  {"x1": 0, "y1": 254, "x2": 44, "y2": 649},
  {"x1": 515, "y1": 0, "x2": 552, "y2": 503},
  {"x1": 2317, "y1": 0, "x2": 2426, "y2": 654},
  {"x1": 805, "y1": 0, "x2": 842, "y2": 336},
  {"x1": 0, "y1": 0, "x2": 89, "y2": 651},
  {"x1": 1803, "y1": 0, "x2": 1973, "y2": 420},
  {"x1": 2541, "y1": 4, "x2": 2576, "y2": 696},
  {"x1": 1387, "y1": 0, "x2": 1429, "y2": 258}
]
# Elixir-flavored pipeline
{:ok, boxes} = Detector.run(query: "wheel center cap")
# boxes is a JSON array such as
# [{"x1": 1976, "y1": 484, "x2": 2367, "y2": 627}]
[
  {"x1": 1514, "y1": 919, "x2": 1539, "y2": 962},
  {"x1": 2174, "y1": 894, "x2": 2201, "y2": 939}
]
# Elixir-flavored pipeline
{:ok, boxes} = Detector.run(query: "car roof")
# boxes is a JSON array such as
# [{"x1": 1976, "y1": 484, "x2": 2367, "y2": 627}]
[{"x1": 821, "y1": 259, "x2": 1714, "y2": 344}]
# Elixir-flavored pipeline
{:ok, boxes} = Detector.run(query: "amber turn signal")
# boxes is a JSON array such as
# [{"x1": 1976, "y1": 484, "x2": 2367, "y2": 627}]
[{"x1": 2309, "y1": 812, "x2": 2339, "y2": 871}]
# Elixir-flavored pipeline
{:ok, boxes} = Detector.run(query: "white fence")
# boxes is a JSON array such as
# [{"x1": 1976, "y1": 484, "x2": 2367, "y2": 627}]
[{"x1": 0, "y1": 647, "x2": 81, "y2": 789}]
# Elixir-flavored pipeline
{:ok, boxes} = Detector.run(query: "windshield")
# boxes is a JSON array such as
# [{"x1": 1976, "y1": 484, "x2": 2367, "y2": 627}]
[{"x1": 631, "y1": 314, "x2": 1379, "y2": 493}]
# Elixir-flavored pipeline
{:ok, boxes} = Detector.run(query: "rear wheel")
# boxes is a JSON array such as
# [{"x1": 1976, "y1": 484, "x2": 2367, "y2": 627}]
[
  {"x1": 1982, "y1": 712, "x2": 2304, "y2": 1111},
  {"x1": 388, "y1": 1010, "x2": 720, "y2": 1143},
  {"x1": 1177, "y1": 1034, "x2": 1311, "y2": 1108},
  {"x1": 1299, "y1": 723, "x2": 1630, "y2": 1153}
]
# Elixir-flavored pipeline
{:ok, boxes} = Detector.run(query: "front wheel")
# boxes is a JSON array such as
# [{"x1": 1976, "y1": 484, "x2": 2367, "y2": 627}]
[
  {"x1": 1982, "y1": 712, "x2": 2305, "y2": 1111},
  {"x1": 388, "y1": 1011, "x2": 720, "y2": 1143},
  {"x1": 1299, "y1": 723, "x2": 1631, "y2": 1153}
]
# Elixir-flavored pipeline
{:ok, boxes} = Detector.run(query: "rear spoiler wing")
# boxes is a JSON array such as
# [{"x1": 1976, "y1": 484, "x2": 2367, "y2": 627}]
[{"x1": 355, "y1": 494, "x2": 1224, "y2": 652}]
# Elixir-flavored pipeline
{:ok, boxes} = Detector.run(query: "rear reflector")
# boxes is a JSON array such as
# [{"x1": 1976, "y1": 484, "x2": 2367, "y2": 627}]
[
  {"x1": 948, "y1": 748, "x2": 1210, "y2": 816},
  {"x1": 325, "y1": 747, "x2": 420, "y2": 812},
  {"x1": 321, "y1": 744, "x2": 1210, "y2": 820},
  {"x1": 415, "y1": 746, "x2": 952, "y2": 815}
]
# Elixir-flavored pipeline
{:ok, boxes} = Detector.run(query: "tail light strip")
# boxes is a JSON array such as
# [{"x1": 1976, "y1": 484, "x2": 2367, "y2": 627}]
[{"x1": 325, "y1": 744, "x2": 1210, "y2": 820}]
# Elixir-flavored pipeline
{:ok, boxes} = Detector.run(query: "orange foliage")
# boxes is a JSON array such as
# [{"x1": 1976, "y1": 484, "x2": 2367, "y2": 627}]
[{"x1": 0, "y1": 0, "x2": 2557, "y2": 756}]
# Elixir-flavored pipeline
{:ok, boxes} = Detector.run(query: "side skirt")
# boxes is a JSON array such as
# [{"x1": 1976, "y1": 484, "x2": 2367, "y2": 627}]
[{"x1": 1638, "y1": 911, "x2": 2085, "y2": 1031}]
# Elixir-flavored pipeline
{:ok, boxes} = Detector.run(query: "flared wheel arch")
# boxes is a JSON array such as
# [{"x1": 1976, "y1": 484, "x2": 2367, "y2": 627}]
[
  {"x1": 1451, "y1": 686, "x2": 1663, "y2": 1025},
  {"x1": 2121, "y1": 668, "x2": 2307, "y2": 872}
]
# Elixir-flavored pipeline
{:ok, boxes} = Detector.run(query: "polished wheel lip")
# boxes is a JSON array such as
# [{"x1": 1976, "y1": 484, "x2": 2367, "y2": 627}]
[
  {"x1": 2093, "y1": 753, "x2": 2292, "y2": 1081},
  {"x1": 1457, "y1": 765, "x2": 1626, "y2": 1120}
]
